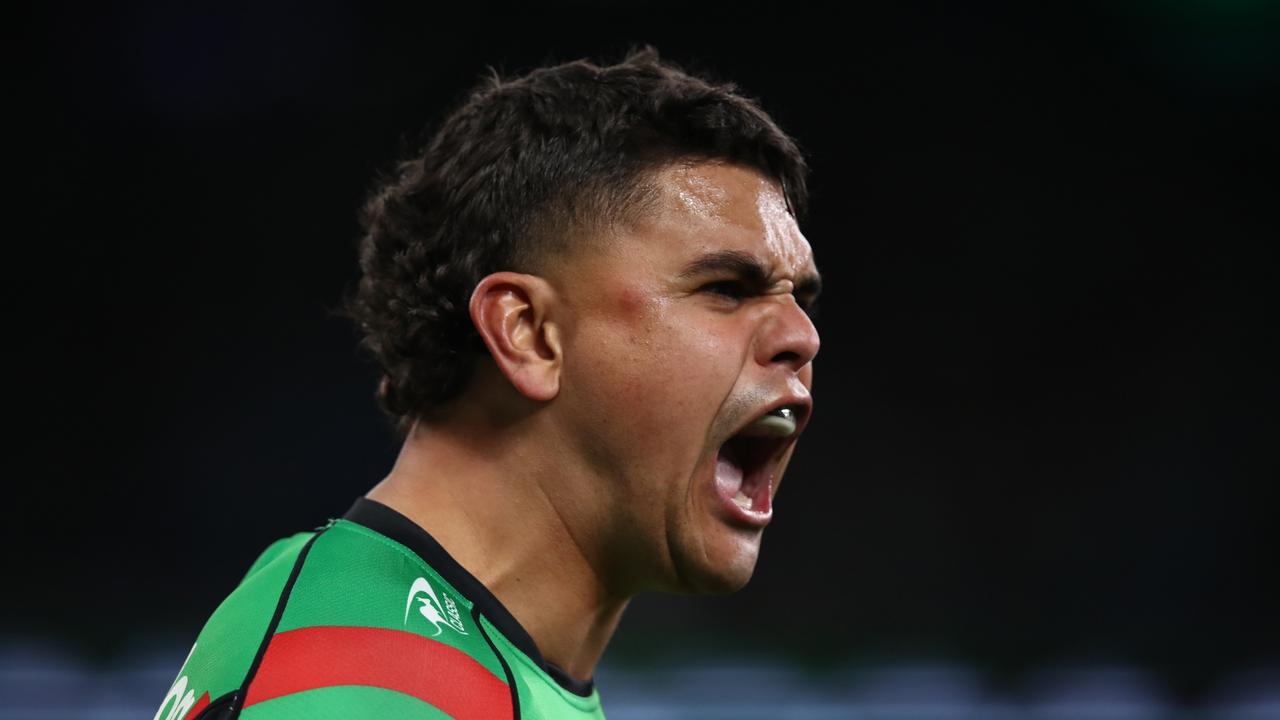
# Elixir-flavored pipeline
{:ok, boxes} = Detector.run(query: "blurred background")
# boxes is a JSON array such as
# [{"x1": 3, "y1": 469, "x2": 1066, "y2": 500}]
[{"x1": 9, "y1": 1, "x2": 1279, "y2": 717}]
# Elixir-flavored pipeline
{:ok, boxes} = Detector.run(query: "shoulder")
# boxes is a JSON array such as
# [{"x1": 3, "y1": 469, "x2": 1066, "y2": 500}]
[
  {"x1": 157, "y1": 520, "x2": 517, "y2": 720},
  {"x1": 245, "y1": 521, "x2": 513, "y2": 709},
  {"x1": 154, "y1": 531, "x2": 315, "y2": 720}
]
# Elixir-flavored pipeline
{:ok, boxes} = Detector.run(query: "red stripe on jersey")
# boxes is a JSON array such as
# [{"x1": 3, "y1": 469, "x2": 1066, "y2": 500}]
[
  {"x1": 181, "y1": 692, "x2": 209, "y2": 720},
  {"x1": 243, "y1": 626, "x2": 512, "y2": 719}
]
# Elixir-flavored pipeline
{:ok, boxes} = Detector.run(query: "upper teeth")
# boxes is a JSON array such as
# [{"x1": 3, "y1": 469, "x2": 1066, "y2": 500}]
[{"x1": 740, "y1": 406, "x2": 798, "y2": 437}]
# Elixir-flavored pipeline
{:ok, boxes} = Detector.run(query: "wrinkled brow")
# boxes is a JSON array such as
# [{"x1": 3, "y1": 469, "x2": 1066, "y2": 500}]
[
  {"x1": 679, "y1": 250, "x2": 769, "y2": 283},
  {"x1": 679, "y1": 250, "x2": 823, "y2": 298}
]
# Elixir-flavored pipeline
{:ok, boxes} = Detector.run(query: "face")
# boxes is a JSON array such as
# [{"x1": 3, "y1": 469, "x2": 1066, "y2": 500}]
[{"x1": 546, "y1": 161, "x2": 821, "y2": 595}]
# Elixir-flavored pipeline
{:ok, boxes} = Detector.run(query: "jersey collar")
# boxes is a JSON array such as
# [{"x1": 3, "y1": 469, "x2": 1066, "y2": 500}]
[{"x1": 343, "y1": 496, "x2": 596, "y2": 697}]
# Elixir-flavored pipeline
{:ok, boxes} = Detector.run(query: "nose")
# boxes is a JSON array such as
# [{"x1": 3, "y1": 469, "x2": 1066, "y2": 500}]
[{"x1": 755, "y1": 295, "x2": 820, "y2": 373}]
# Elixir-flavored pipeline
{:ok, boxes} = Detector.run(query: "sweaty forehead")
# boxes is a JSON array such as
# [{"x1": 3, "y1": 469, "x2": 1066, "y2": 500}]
[{"x1": 653, "y1": 162, "x2": 815, "y2": 274}]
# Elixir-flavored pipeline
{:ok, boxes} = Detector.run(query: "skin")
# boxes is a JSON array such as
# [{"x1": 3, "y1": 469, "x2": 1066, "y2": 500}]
[{"x1": 368, "y1": 160, "x2": 820, "y2": 682}]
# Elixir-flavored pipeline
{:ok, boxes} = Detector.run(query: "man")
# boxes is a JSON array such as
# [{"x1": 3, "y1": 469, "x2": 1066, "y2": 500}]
[{"x1": 155, "y1": 48, "x2": 821, "y2": 720}]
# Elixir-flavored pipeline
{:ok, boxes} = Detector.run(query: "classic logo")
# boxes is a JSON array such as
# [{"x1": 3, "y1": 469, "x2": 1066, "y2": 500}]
[{"x1": 404, "y1": 576, "x2": 468, "y2": 636}]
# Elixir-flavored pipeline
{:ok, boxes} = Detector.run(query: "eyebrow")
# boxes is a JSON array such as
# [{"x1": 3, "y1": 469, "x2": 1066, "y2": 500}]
[{"x1": 679, "y1": 250, "x2": 823, "y2": 301}]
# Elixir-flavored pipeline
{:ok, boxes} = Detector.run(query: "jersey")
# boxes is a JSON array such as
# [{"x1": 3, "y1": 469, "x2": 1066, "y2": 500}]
[{"x1": 153, "y1": 498, "x2": 606, "y2": 720}]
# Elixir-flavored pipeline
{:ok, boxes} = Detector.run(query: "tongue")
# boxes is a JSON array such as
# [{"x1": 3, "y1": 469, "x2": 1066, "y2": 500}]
[{"x1": 715, "y1": 450, "x2": 745, "y2": 500}]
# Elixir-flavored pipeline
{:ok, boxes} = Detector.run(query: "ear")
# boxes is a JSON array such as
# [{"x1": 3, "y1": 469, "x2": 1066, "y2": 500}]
[{"x1": 469, "y1": 272, "x2": 563, "y2": 403}]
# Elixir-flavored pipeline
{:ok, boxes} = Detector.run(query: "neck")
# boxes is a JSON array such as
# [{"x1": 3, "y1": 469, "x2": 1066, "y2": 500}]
[{"x1": 366, "y1": 402, "x2": 629, "y2": 682}]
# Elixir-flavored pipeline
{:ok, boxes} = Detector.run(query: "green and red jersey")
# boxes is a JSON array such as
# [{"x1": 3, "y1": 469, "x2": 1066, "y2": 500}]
[{"x1": 154, "y1": 498, "x2": 606, "y2": 719}]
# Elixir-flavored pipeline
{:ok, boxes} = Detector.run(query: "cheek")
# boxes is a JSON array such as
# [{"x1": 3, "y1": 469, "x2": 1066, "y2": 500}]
[
  {"x1": 570, "y1": 287, "x2": 746, "y2": 431},
  {"x1": 591, "y1": 311, "x2": 739, "y2": 445},
  {"x1": 616, "y1": 285, "x2": 648, "y2": 316},
  {"x1": 640, "y1": 305, "x2": 742, "y2": 388}
]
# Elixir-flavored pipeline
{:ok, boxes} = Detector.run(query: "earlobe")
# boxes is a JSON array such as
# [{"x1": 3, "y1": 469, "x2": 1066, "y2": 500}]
[{"x1": 469, "y1": 272, "x2": 562, "y2": 402}]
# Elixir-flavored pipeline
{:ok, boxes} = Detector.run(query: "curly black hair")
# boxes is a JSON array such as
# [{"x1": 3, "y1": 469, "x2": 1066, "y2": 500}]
[{"x1": 348, "y1": 47, "x2": 809, "y2": 432}]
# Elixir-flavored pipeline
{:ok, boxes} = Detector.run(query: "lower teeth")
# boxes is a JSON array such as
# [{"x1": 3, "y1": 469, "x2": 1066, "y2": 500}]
[{"x1": 732, "y1": 491, "x2": 753, "y2": 510}]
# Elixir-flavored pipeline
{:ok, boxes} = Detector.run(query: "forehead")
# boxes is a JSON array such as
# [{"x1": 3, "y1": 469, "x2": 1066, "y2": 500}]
[{"x1": 635, "y1": 162, "x2": 816, "y2": 275}]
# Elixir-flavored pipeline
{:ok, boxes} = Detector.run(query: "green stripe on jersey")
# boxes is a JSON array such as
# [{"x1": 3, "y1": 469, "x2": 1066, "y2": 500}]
[{"x1": 239, "y1": 685, "x2": 453, "y2": 720}]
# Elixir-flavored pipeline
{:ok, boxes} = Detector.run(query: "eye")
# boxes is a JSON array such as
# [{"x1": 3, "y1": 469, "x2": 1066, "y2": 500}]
[{"x1": 700, "y1": 280, "x2": 750, "y2": 299}]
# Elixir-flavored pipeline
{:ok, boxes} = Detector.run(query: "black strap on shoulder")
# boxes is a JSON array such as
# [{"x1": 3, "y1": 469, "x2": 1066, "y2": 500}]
[
  {"x1": 190, "y1": 691, "x2": 236, "y2": 720},
  {"x1": 226, "y1": 527, "x2": 328, "y2": 717},
  {"x1": 473, "y1": 605, "x2": 521, "y2": 720}
]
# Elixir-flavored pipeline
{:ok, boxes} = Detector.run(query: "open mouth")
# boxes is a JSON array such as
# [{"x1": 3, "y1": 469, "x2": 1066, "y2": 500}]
[{"x1": 714, "y1": 405, "x2": 804, "y2": 522}]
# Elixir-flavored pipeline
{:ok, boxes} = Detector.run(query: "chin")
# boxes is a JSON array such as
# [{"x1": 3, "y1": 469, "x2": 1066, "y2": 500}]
[
  {"x1": 673, "y1": 532, "x2": 763, "y2": 595},
  {"x1": 697, "y1": 567, "x2": 755, "y2": 595}
]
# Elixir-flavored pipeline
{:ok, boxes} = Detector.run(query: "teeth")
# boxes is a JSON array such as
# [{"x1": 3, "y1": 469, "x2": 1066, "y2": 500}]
[
  {"x1": 732, "y1": 491, "x2": 753, "y2": 510},
  {"x1": 740, "y1": 406, "x2": 798, "y2": 437}
]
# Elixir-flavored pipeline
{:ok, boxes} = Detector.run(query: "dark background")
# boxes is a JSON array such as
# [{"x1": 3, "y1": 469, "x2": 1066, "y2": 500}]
[{"x1": 10, "y1": 0, "x2": 1277, "y2": 707}]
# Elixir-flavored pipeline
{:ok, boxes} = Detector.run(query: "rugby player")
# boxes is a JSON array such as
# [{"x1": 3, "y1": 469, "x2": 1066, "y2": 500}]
[{"x1": 154, "y1": 47, "x2": 821, "y2": 720}]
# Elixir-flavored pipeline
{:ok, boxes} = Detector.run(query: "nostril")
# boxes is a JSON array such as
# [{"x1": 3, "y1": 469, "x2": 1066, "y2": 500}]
[{"x1": 771, "y1": 350, "x2": 802, "y2": 366}]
